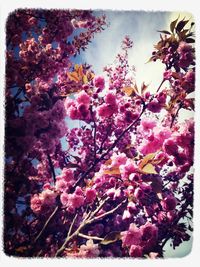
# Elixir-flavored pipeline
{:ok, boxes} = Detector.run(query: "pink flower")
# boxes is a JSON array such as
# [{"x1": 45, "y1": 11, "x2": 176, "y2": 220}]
[
  {"x1": 156, "y1": 128, "x2": 171, "y2": 142},
  {"x1": 129, "y1": 245, "x2": 143, "y2": 257},
  {"x1": 97, "y1": 103, "x2": 116, "y2": 118},
  {"x1": 60, "y1": 192, "x2": 68, "y2": 206},
  {"x1": 30, "y1": 194, "x2": 42, "y2": 214},
  {"x1": 119, "y1": 159, "x2": 137, "y2": 180},
  {"x1": 177, "y1": 42, "x2": 194, "y2": 68},
  {"x1": 74, "y1": 186, "x2": 84, "y2": 195},
  {"x1": 177, "y1": 41, "x2": 193, "y2": 54},
  {"x1": 67, "y1": 105, "x2": 78, "y2": 120},
  {"x1": 76, "y1": 91, "x2": 90, "y2": 107},
  {"x1": 147, "y1": 99, "x2": 162, "y2": 113},
  {"x1": 141, "y1": 118, "x2": 156, "y2": 131},
  {"x1": 105, "y1": 93, "x2": 116, "y2": 105},
  {"x1": 40, "y1": 189, "x2": 57, "y2": 206},
  {"x1": 134, "y1": 188, "x2": 144, "y2": 199},
  {"x1": 121, "y1": 223, "x2": 142, "y2": 247},
  {"x1": 140, "y1": 222, "x2": 158, "y2": 251},
  {"x1": 55, "y1": 179, "x2": 68, "y2": 192},
  {"x1": 43, "y1": 183, "x2": 51, "y2": 190},
  {"x1": 163, "y1": 70, "x2": 172, "y2": 80},
  {"x1": 163, "y1": 139, "x2": 178, "y2": 156},
  {"x1": 85, "y1": 188, "x2": 97, "y2": 203},
  {"x1": 139, "y1": 128, "x2": 171, "y2": 155},
  {"x1": 77, "y1": 103, "x2": 89, "y2": 118},
  {"x1": 162, "y1": 195, "x2": 177, "y2": 211},
  {"x1": 184, "y1": 69, "x2": 195, "y2": 83},
  {"x1": 106, "y1": 188, "x2": 121, "y2": 199},
  {"x1": 94, "y1": 76, "x2": 105, "y2": 90},
  {"x1": 79, "y1": 239, "x2": 100, "y2": 258},
  {"x1": 51, "y1": 100, "x2": 66, "y2": 120},
  {"x1": 62, "y1": 168, "x2": 74, "y2": 181},
  {"x1": 67, "y1": 191, "x2": 85, "y2": 210},
  {"x1": 64, "y1": 98, "x2": 75, "y2": 110},
  {"x1": 124, "y1": 110, "x2": 139, "y2": 123},
  {"x1": 127, "y1": 201, "x2": 138, "y2": 214},
  {"x1": 111, "y1": 153, "x2": 127, "y2": 167}
]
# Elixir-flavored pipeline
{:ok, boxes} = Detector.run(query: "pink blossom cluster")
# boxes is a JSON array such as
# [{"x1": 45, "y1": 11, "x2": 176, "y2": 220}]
[
  {"x1": 121, "y1": 222, "x2": 158, "y2": 257},
  {"x1": 104, "y1": 36, "x2": 135, "y2": 90},
  {"x1": 139, "y1": 121, "x2": 171, "y2": 155},
  {"x1": 31, "y1": 189, "x2": 57, "y2": 214},
  {"x1": 65, "y1": 91, "x2": 91, "y2": 120},
  {"x1": 177, "y1": 41, "x2": 195, "y2": 68},
  {"x1": 97, "y1": 92, "x2": 118, "y2": 118},
  {"x1": 60, "y1": 186, "x2": 97, "y2": 213}
]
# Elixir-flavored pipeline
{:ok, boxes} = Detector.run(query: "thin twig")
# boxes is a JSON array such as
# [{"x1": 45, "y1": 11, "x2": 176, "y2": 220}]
[
  {"x1": 55, "y1": 196, "x2": 127, "y2": 257},
  {"x1": 73, "y1": 103, "x2": 146, "y2": 188},
  {"x1": 88, "y1": 199, "x2": 127, "y2": 224},
  {"x1": 156, "y1": 78, "x2": 165, "y2": 93},
  {"x1": 90, "y1": 197, "x2": 110, "y2": 218},
  {"x1": 78, "y1": 233, "x2": 103, "y2": 241},
  {"x1": 97, "y1": 125, "x2": 112, "y2": 153},
  {"x1": 34, "y1": 206, "x2": 58, "y2": 243},
  {"x1": 67, "y1": 213, "x2": 78, "y2": 238},
  {"x1": 90, "y1": 108, "x2": 97, "y2": 159},
  {"x1": 170, "y1": 103, "x2": 182, "y2": 128}
]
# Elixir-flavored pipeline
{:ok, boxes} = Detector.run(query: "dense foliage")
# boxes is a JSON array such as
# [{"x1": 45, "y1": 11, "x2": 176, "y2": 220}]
[{"x1": 4, "y1": 10, "x2": 195, "y2": 258}]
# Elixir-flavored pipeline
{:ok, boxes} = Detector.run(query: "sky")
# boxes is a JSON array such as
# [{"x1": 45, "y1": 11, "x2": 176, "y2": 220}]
[
  {"x1": 81, "y1": 10, "x2": 194, "y2": 258},
  {"x1": 82, "y1": 11, "x2": 193, "y2": 92}
]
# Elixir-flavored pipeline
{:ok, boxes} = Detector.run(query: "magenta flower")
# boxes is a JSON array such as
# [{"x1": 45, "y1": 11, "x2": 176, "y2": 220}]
[
  {"x1": 129, "y1": 245, "x2": 143, "y2": 257},
  {"x1": 85, "y1": 188, "x2": 97, "y2": 203},
  {"x1": 121, "y1": 223, "x2": 142, "y2": 247},
  {"x1": 94, "y1": 76, "x2": 105, "y2": 90}
]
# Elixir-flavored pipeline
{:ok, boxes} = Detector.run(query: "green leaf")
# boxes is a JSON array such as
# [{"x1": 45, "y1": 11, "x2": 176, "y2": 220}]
[
  {"x1": 170, "y1": 17, "x2": 179, "y2": 33},
  {"x1": 158, "y1": 30, "x2": 171, "y2": 35},
  {"x1": 176, "y1": 20, "x2": 189, "y2": 32},
  {"x1": 101, "y1": 231, "x2": 121, "y2": 245}
]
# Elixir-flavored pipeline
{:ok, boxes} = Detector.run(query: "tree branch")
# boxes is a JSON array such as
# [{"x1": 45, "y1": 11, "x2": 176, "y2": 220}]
[
  {"x1": 73, "y1": 103, "x2": 146, "y2": 188},
  {"x1": 67, "y1": 213, "x2": 78, "y2": 238},
  {"x1": 170, "y1": 103, "x2": 182, "y2": 128},
  {"x1": 78, "y1": 233, "x2": 103, "y2": 241},
  {"x1": 156, "y1": 78, "x2": 165, "y2": 93},
  {"x1": 88, "y1": 198, "x2": 127, "y2": 224},
  {"x1": 47, "y1": 154, "x2": 56, "y2": 183},
  {"x1": 90, "y1": 108, "x2": 97, "y2": 160},
  {"x1": 33, "y1": 206, "x2": 58, "y2": 243},
  {"x1": 55, "y1": 196, "x2": 125, "y2": 256}
]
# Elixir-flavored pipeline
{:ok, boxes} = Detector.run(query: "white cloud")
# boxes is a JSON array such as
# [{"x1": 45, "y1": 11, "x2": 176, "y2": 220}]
[{"x1": 82, "y1": 11, "x2": 177, "y2": 92}]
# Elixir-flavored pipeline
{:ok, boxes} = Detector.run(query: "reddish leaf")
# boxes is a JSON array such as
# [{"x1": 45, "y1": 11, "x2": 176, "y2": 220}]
[
  {"x1": 158, "y1": 30, "x2": 171, "y2": 35},
  {"x1": 176, "y1": 20, "x2": 189, "y2": 32},
  {"x1": 185, "y1": 38, "x2": 195, "y2": 43},
  {"x1": 170, "y1": 16, "x2": 179, "y2": 33}
]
